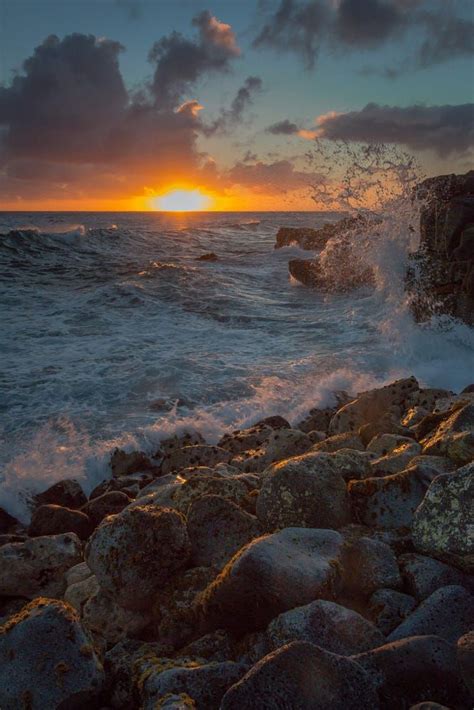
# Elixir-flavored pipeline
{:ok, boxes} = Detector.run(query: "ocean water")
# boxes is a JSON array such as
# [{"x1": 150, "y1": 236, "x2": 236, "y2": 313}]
[{"x1": 1, "y1": 209, "x2": 473, "y2": 520}]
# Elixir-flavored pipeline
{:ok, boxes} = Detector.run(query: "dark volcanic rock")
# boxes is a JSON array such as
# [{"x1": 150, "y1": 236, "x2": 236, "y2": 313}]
[
  {"x1": 221, "y1": 641, "x2": 380, "y2": 710},
  {"x1": 110, "y1": 447, "x2": 157, "y2": 477},
  {"x1": 352, "y1": 634, "x2": 471, "y2": 709},
  {"x1": 28, "y1": 504, "x2": 93, "y2": 540},
  {"x1": 398, "y1": 552, "x2": 470, "y2": 600},
  {"x1": 0, "y1": 598, "x2": 104, "y2": 710},
  {"x1": 368, "y1": 588, "x2": 417, "y2": 635},
  {"x1": 34, "y1": 478, "x2": 87, "y2": 509}
]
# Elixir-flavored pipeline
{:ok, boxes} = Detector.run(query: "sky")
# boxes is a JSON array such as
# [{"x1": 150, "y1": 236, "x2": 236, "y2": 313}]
[{"x1": 0, "y1": 0, "x2": 473, "y2": 211}]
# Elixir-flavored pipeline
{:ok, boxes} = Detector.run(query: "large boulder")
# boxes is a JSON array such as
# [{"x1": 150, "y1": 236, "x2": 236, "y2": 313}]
[
  {"x1": 82, "y1": 490, "x2": 131, "y2": 525},
  {"x1": 198, "y1": 528, "x2": 345, "y2": 632},
  {"x1": 352, "y1": 634, "x2": 471, "y2": 709},
  {"x1": 34, "y1": 478, "x2": 87, "y2": 509},
  {"x1": 28, "y1": 504, "x2": 93, "y2": 540},
  {"x1": 256, "y1": 452, "x2": 349, "y2": 531},
  {"x1": 161, "y1": 445, "x2": 231, "y2": 475},
  {"x1": 412, "y1": 463, "x2": 474, "y2": 571},
  {"x1": 266, "y1": 599, "x2": 385, "y2": 656},
  {"x1": 221, "y1": 641, "x2": 380, "y2": 710},
  {"x1": 218, "y1": 416, "x2": 290, "y2": 454},
  {"x1": 398, "y1": 552, "x2": 470, "y2": 600},
  {"x1": 0, "y1": 598, "x2": 104, "y2": 710},
  {"x1": 420, "y1": 403, "x2": 474, "y2": 464},
  {"x1": 86, "y1": 504, "x2": 190, "y2": 611},
  {"x1": 0, "y1": 533, "x2": 83, "y2": 599},
  {"x1": 329, "y1": 377, "x2": 419, "y2": 435},
  {"x1": 187, "y1": 495, "x2": 261, "y2": 568},
  {"x1": 341, "y1": 536, "x2": 402, "y2": 597},
  {"x1": 387, "y1": 585, "x2": 474, "y2": 644},
  {"x1": 368, "y1": 589, "x2": 417, "y2": 635}
]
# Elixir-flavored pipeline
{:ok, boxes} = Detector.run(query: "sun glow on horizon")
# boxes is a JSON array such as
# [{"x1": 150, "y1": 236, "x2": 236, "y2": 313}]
[{"x1": 153, "y1": 188, "x2": 212, "y2": 212}]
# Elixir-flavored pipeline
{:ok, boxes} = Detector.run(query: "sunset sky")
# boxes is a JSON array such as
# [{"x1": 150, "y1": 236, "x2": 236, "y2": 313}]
[{"x1": 0, "y1": 0, "x2": 473, "y2": 211}]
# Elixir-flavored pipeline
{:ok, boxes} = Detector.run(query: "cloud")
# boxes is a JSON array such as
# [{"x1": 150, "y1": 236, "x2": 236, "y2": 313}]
[
  {"x1": 200, "y1": 76, "x2": 262, "y2": 135},
  {"x1": 314, "y1": 103, "x2": 474, "y2": 156},
  {"x1": 226, "y1": 158, "x2": 324, "y2": 193},
  {"x1": 266, "y1": 119, "x2": 300, "y2": 135},
  {"x1": 253, "y1": 0, "x2": 473, "y2": 74},
  {"x1": 149, "y1": 10, "x2": 241, "y2": 108}
]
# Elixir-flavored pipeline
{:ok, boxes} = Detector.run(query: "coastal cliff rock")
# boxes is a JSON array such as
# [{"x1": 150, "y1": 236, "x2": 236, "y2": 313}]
[{"x1": 407, "y1": 170, "x2": 474, "y2": 325}]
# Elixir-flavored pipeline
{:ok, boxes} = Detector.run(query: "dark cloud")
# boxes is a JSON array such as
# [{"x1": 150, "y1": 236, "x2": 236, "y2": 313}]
[
  {"x1": 266, "y1": 119, "x2": 300, "y2": 135},
  {"x1": 253, "y1": 0, "x2": 473, "y2": 74},
  {"x1": 149, "y1": 10, "x2": 240, "y2": 108},
  {"x1": 226, "y1": 158, "x2": 324, "y2": 193},
  {"x1": 200, "y1": 76, "x2": 262, "y2": 135},
  {"x1": 315, "y1": 103, "x2": 474, "y2": 157}
]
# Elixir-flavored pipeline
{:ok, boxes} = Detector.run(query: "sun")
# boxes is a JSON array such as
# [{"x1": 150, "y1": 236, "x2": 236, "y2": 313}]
[{"x1": 153, "y1": 188, "x2": 212, "y2": 212}]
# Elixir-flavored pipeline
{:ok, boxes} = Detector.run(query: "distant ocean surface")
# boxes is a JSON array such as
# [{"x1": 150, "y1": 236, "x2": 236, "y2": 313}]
[{"x1": 1, "y1": 210, "x2": 473, "y2": 519}]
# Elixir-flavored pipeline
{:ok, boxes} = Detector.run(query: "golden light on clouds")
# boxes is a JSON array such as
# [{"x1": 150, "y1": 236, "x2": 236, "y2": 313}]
[{"x1": 152, "y1": 188, "x2": 213, "y2": 212}]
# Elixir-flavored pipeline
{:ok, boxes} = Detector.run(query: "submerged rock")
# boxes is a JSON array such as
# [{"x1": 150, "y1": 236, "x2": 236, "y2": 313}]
[
  {"x1": 221, "y1": 641, "x2": 380, "y2": 710},
  {"x1": 0, "y1": 598, "x2": 104, "y2": 710},
  {"x1": 86, "y1": 504, "x2": 190, "y2": 611}
]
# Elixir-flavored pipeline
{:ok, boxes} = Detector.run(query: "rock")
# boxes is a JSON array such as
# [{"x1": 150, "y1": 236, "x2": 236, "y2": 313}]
[
  {"x1": 275, "y1": 225, "x2": 332, "y2": 249},
  {"x1": 352, "y1": 634, "x2": 471, "y2": 709},
  {"x1": 329, "y1": 377, "x2": 419, "y2": 435},
  {"x1": 420, "y1": 403, "x2": 474, "y2": 464},
  {"x1": 28, "y1": 503, "x2": 93, "y2": 540},
  {"x1": 0, "y1": 506, "x2": 20, "y2": 533},
  {"x1": 196, "y1": 252, "x2": 218, "y2": 261},
  {"x1": 65, "y1": 561, "x2": 93, "y2": 586},
  {"x1": 368, "y1": 589, "x2": 417, "y2": 635},
  {"x1": 267, "y1": 599, "x2": 385, "y2": 655},
  {"x1": 137, "y1": 657, "x2": 246, "y2": 710},
  {"x1": 159, "y1": 431, "x2": 206, "y2": 456},
  {"x1": 64, "y1": 574, "x2": 99, "y2": 613},
  {"x1": 171, "y1": 476, "x2": 248, "y2": 515},
  {"x1": 82, "y1": 588, "x2": 152, "y2": 644},
  {"x1": 369, "y1": 441, "x2": 422, "y2": 476},
  {"x1": 221, "y1": 641, "x2": 380, "y2": 710},
  {"x1": 86, "y1": 505, "x2": 190, "y2": 611},
  {"x1": 398, "y1": 553, "x2": 470, "y2": 600},
  {"x1": 328, "y1": 449, "x2": 376, "y2": 481},
  {"x1": 348, "y1": 465, "x2": 432, "y2": 529},
  {"x1": 457, "y1": 630, "x2": 474, "y2": 696},
  {"x1": 187, "y1": 495, "x2": 261, "y2": 569},
  {"x1": 387, "y1": 585, "x2": 474, "y2": 644},
  {"x1": 341, "y1": 537, "x2": 402, "y2": 597},
  {"x1": 358, "y1": 416, "x2": 413, "y2": 446},
  {"x1": 312, "y1": 431, "x2": 366, "y2": 452},
  {"x1": 0, "y1": 598, "x2": 104, "y2": 710},
  {"x1": 34, "y1": 478, "x2": 87, "y2": 509},
  {"x1": 110, "y1": 447, "x2": 157, "y2": 477},
  {"x1": 199, "y1": 528, "x2": 345, "y2": 632},
  {"x1": 256, "y1": 452, "x2": 349, "y2": 531},
  {"x1": 409, "y1": 703, "x2": 451, "y2": 710},
  {"x1": 161, "y1": 445, "x2": 231, "y2": 475},
  {"x1": 231, "y1": 429, "x2": 312, "y2": 473},
  {"x1": 0, "y1": 533, "x2": 82, "y2": 599},
  {"x1": 180, "y1": 630, "x2": 236, "y2": 663},
  {"x1": 412, "y1": 463, "x2": 474, "y2": 571},
  {"x1": 82, "y1": 490, "x2": 130, "y2": 525},
  {"x1": 157, "y1": 694, "x2": 197, "y2": 708},
  {"x1": 218, "y1": 416, "x2": 290, "y2": 454}
]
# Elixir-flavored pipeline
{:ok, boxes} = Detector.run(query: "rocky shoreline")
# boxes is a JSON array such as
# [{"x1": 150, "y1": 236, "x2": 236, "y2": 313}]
[{"x1": 0, "y1": 375, "x2": 473, "y2": 708}]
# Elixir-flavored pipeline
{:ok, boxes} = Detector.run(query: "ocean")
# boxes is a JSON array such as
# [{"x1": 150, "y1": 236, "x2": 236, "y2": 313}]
[{"x1": 1, "y1": 209, "x2": 473, "y2": 520}]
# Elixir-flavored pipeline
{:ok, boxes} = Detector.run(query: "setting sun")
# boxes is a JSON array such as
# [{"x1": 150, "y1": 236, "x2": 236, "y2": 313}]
[{"x1": 154, "y1": 189, "x2": 212, "y2": 212}]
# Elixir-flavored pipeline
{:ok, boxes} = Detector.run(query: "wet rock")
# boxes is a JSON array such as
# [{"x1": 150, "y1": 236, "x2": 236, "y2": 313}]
[
  {"x1": 368, "y1": 588, "x2": 417, "y2": 635},
  {"x1": 348, "y1": 465, "x2": 431, "y2": 529},
  {"x1": 387, "y1": 585, "x2": 474, "y2": 644},
  {"x1": 0, "y1": 533, "x2": 82, "y2": 599},
  {"x1": 256, "y1": 452, "x2": 349, "y2": 531},
  {"x1": 159, "y1": 431, "x2": 206, "y2": 456},
  {"x1": 34, "y1": 478, "x2": 87, "y2": 509},
  {"x1": 110, "y1": 447, "x2": 157, "y2": 477},
  {"x1": 329, "y1": 377, "x2": 419, "y2": 435},
  {"x1": 341, "y1": 537, "x2": 402, "y2": 597},
  {"x1": 161, "y1": 445, "x2": 231, "y2": 475},
  {"x1": 275, "y1": 225, "x2": 332, "y2": 249},
  {"x1": 0, "y1": 506, "x2": 20, "y2": 533},
  {"x1": 457, "y1": 630, "x2": 474, "y2": 696},
  {"x1": 196, "y1": 252, "x2": 218, "y2": 261},
  {"x1": 28, "y1": 503, "x2": 93, "y2": 540},
  {"x1": 187, "y1": 495, "x2": 260, "y2": 568},
  {"x1": 398, "y1": 553, "x2": 470, "y2": 600},
  {"x1": 218, "y1": 417, "x2": 291, "y2": 454},
  {"x1": 82, "y1": 490, "x2": 131, "y2": 525},
  {"x1": 352, "y1": 634, "x2": 470, "y2": 709},
  {"x1": 420, "y1": 403, "x2": 474, "y2": 464},
  {"x1": 82, "y1": 588, "x2": 152, "y2": 644},
  {"x1": 221, "y1": 641, "x2": 380, "y2": 710},
  {"x1": 412, "y1": 463, "x2": 474, "y2": 571},
  {"x1": 199, "y1": 528, "x2": 345, "y2": 633},
  {"x1": 312, "y1": 431, "x2": 366, "y2": 452},
  {"x1": 137, "y1": 657, "x2": 246, "y2": 710},
  {"x1": 86, "y1": 505, "x2": 190, "y2": 611},
  {"x1": 0, "y1": 598, "x2": 104, "y2": 710},
  {"x1": 266, "y1": 599, "x2": 385, "y2": 655}
]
